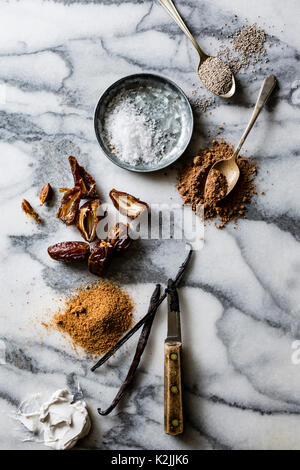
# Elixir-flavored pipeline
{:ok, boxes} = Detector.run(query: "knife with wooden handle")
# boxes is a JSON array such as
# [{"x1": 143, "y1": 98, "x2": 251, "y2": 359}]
[{"x1": 164, "y1": 279, "x2": 183, "y2": 435}]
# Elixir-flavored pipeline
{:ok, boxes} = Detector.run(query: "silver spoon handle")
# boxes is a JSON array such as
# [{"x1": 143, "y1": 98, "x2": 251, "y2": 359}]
[
  {"x1": 233, "y1": 75, "x2": 277, "y2": 158},
  {"x1": 157, "y1": 0, "x2": 207, "y2": 60}
]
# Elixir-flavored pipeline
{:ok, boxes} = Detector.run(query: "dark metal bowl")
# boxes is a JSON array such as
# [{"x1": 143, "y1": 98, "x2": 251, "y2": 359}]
[{"x1": 94, "y1": 73, "x2": 194, "y2": 173}]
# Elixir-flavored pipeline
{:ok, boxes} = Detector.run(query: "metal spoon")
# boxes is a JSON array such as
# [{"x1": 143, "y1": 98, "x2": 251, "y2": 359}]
[
  {"x1": 157, "y1": 0, "x2": 235, "y2": 98},
  {"x1": 205, "y1": 75, "x2": 277, "y2": 199}
]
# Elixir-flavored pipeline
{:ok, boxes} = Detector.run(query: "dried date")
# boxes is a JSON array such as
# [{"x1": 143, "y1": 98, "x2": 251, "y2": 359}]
[
  {"x1": 56, "y1": 186, "x2": 81, "y2": 225},
  {"x1": 107, "y1": 222, "x2": 131, "y2": 252},
  {"x1": 48, "y1": 241, "x2": 90, "y2": 263},
  {"x1": 21, "y1": 199, "x2": 42, "y2": 224},
  {"x1": 109, "y1": 189, "x2": 149, "y2": 219},
  {"x1": 69, "y1": 156, "x2": 98, "y2": 199},
  {"x1": 88, "y1": 240, "x2": 114, "y2": 276},
  {"x1": 76, "y1": 199, "x2": 103, "y2": 242},
  {"x1": 39, "y1": 183, "x2": 52, "y2": 205}
]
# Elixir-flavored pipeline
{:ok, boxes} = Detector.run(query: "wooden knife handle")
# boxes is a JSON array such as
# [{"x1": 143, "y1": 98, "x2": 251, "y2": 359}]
[{"x1": 164, "y1": 341, "x2": 183, "y2": 435}]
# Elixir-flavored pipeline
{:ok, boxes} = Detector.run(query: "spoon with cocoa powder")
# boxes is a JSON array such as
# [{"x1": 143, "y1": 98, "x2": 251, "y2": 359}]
[{"x1": 205, "y1": 75, "x2": 277, "y2": 200}]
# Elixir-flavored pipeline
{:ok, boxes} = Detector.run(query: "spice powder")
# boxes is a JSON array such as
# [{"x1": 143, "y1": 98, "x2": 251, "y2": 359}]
[
  {"x1": 53, "y1": 281, "x2": 134, "y2": 356},
  {"x1": 177, "y1": 139, "x2": 257, "y2": 228},
  {"x1": 205, "y1": 168, "x2": 228, "y2": 203}
]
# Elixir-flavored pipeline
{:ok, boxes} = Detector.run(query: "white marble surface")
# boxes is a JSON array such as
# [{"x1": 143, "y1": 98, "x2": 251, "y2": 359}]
[{"x1": 1, "y1": 0, "x2": 300, "y2": 450}]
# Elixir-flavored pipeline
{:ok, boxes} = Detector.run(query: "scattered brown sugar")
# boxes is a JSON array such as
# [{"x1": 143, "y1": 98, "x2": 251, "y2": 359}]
[
  {"x1": 205, "y1": 169, "x2": 228, "y2": 203},
  {"x1": 52, "y1": 281, "x2": 134, "y2": 356},
  {"x1": 177, "y1": 139, "x2": 257, "y2": 228}
]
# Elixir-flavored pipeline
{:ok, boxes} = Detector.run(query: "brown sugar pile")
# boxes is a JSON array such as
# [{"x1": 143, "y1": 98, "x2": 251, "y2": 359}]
[
  {"x1": 177, "y1": 140, "x2": 257, "y2": 228},
  {"x1": 54, "y1": 281, "x2": 134, "y2": 356}
]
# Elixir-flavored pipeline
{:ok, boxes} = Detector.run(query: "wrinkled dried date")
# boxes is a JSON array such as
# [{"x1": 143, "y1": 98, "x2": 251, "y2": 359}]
[
  {"x1": 109, "y1": 189, "x2": 149, "y2": 220},
  {"x1": 59, "y1": 187, "x2": 70, "y2": 193},
  {"x1": 69, "y1": 156, "x2": 98, "y2": 199},
  {"x1": 56, "y1": 186, "x2": 81, "y2": 225},
  {"x1": 88, "y1": 240, "x2": 114, "y2": 276},
  {"x1": 40, "y1": 183, "x2": 52, "y2": 205},
  {"x1": 48, "y1": 241, "x2": 90, "y2": 263},
  {"x1": 76, "y1": 199, "x2": 103, "y2": 242},
  {"x1": 88, "y1": 223, "x2": 132, "y2": 276},
  {"x1": 21, "y1": 199, "x2": 42, "y2": 224},
  {"x1": 107, "y1": 222, "x2": 132, "y2": 252}
]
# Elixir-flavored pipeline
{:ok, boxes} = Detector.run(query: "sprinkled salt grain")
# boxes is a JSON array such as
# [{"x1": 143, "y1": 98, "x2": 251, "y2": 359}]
[{"x1": 102, "y1": 85, "x2": 188, "y2": 167}]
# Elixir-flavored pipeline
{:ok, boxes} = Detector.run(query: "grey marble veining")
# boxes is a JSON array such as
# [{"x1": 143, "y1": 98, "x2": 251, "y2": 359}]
[{"x1": 1, "y1": 0, "x2": 300, "y2": 450}]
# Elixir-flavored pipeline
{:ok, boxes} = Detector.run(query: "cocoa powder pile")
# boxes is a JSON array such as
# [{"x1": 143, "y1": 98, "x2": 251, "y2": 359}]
[
  {"x1": 54, "y1": 281, "x2": 133, "y2": 356},
  {"x1": 205, "y1": 169, "x2": 228, "y2": 203},
  {"x1": 177, "y1": 140, "x2": 257, "y2": 228}
]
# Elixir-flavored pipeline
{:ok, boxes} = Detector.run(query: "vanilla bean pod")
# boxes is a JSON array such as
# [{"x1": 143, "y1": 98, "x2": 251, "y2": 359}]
[
  {"x1": 91, "y1": 243, "x2": 192, "y2": 372},
  {"x1": 97, "y1": 284, "x2": 161, "y2": 416}
]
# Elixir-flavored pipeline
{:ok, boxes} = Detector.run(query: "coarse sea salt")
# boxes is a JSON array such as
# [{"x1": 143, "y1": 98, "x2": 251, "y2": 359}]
[{"x1": 102, "y1": 85, "x2": 186, "y2": 167}]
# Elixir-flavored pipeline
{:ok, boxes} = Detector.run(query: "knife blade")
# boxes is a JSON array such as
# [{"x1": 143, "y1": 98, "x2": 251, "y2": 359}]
[
  {"x1": 164, "y1": 279, "x2": 183, "y2": 435},
  {"x1": 166, "y1": 279, "x2": 181, "y2": 343}
]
